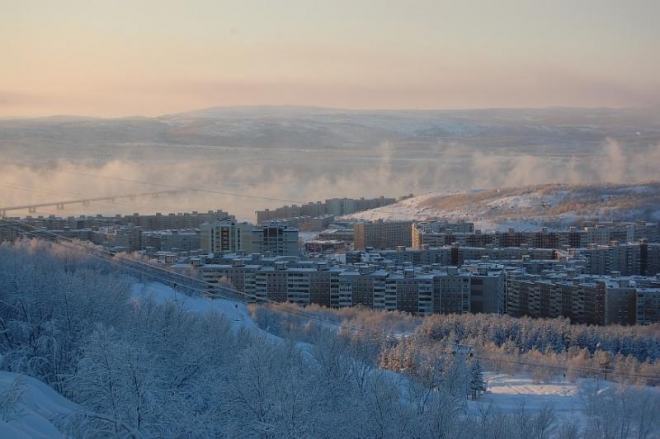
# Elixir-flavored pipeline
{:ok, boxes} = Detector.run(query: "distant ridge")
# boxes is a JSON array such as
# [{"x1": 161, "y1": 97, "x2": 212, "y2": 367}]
[
  {"x1": 3, "y1": 104, "x2": 660, "y2": 122},
  {"x1": 159, "y1": 104, "x2": 660, "y2": 120},
  {"x1": 159, "y1": 105, "x2": 354, "y2": 120},
  {"x1": 3, "y1": 105, "x2": 660, "y2": 125},
  {"x1": 3, "y1": 107, "x2": 660, "y2": 164}
]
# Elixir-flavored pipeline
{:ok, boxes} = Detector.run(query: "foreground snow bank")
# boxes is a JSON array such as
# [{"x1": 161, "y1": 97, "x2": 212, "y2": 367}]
[{"x1": 0, "y1": 372, "x2": 77, "y2": 439}]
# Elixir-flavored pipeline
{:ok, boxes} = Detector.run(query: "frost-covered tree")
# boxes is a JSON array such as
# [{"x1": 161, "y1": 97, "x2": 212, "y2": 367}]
[
  {"x1": 582, "y1": 383, "x2": 660, "y2": 439},
  {"x1": 0, "y1": 374, "x2": 26, "y2": 422},
  {"x1": 0, "y1": 239, "x2": 130, "y2": 391},
  {"x1": 71, "y1": 324, "x2": 166, "y2": 437},
  {"x1": 469, "y1": 359, "x2": 486, "y2": 400}
]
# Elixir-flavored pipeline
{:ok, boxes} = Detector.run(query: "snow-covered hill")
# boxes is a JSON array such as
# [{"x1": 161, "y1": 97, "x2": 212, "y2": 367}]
[
  {"x1": 0, "y1": 282, "x2": 268, "y2": 439},
  {"x1": 130, "y1": 282, "x2": 267, "y2": 335},
  {"x1": 343, "y1": 182, "x2": 660, "y2": 231}
]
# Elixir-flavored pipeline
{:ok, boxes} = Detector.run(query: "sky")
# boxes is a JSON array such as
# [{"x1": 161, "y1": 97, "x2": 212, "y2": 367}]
[{"x1": 1, "y1": 0, "x2": 659, "y2": 117}]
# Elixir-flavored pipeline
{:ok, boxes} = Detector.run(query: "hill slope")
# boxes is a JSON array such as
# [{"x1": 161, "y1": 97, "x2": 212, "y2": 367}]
[{"x1": 345, "y1": 182, "x2": 660, "y2": 231}]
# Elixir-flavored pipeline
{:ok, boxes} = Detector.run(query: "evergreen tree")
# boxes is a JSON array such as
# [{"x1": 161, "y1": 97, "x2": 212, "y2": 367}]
[{"x1": 469, "y1": 359, "x2": 486, "y2": 400}]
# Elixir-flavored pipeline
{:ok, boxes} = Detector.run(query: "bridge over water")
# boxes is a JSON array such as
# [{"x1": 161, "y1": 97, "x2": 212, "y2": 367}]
[{"x1": 0, "y1": 190, "x2": 189, "y2": 217}]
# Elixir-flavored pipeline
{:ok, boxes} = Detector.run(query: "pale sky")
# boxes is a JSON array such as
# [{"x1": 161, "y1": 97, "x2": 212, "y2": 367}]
[{"x1": 1, "y1": 0, "x2": 659, "y2": 117}]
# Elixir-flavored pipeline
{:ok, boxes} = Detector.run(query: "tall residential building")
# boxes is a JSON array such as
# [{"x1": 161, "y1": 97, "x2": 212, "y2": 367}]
[
  {"x1": 465, "y1": 264, "x2": 506, "y2": 314},
  {"x1": 200, "y1": 218, "x2": 253, "y2": 254},
  {"x1": 432, "y1": 268, "x2": 471, "y2": 314},
  {"x1": 250, "y1": 224, "x2": 299, "y2": 256},
  {"x1": 636, "y1": 287, "x2": 660, "y2": 325},
  {"x1": 577, "y1": 242, "x2": 646, "y2": 276}
]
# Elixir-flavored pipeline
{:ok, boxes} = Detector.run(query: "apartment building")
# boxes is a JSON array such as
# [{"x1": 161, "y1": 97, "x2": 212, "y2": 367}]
[
  {"x1": 465, "y1": 264, "x2": 506, "y2": 314},
  {"x1": 412, "y1": 220, "x2": 475, "y2": 248},
  {"x1": 636, "y1": 287, "x2": 660, "y2": 325},
  {"x1": 188, "y1": 247, "x2": 660, "y2": 324},
  {"x1": 254, "y1": 196, "x2": 397, "y2": 223},
  {"x1": 349, "y1": 246, "x2": 557, "y2": 269},
  {"x1": 199, "y1": 219, "x2": 299, "y2": 257},
  {"x1": 575, "y1": 241, "x2": 657, "y2": 276},
  {"x1": 121, "y1": 210, "x2": 231, "y2": 231},
  {"x1": 255, "y1": 264, "x2": 288, "y2": 303},
  {"x1": 250, "y1": 224, "x2": 299, "y2": 256},
  {"x1": 505, "y1": 269, "x2": 660, "y2": 325},
  {"x1": 0, "y1": 222, "x2": 19, "y2": 242},
  {"x1": 200, "y1": 218, "x2": 253, "y2": 254},
  {"x1": 646, "y1": 242, "x2": 660, "y2": 276},
  {"x1": 308, "y1": 264, "x2": 341, "y2": 308},
  {"x1": 104, "y1": 226, "x2": 143, "y2": 252},
  {"x1": 142, "y1": 229, "x2": 201, "y2": 252},
  {"x1": 363, "y1": 241, "x2": 660, "y2": 278},
  {"x1": 432, "y1": 268, "x2": 471, "y2": 315},
  {"x1": 354, "y1": 220, "x2": 413, "y2": 250},
  {"x1": 411, "y1": 222, "x2": 659, "y2": 251},
  {"x1": 191, "y1": 255, "x2": 505, "y2": 317}
]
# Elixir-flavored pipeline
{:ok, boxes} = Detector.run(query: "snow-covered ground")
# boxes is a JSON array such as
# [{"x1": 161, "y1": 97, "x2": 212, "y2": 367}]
[
  {"x1": 130, "y1": 282, "x2": 262, "y2": 333},
  {"x1": 0, "y1": 372, "x2": 78, "y2": 439},
  {"x1": 479, "y1": 373, "x2": 584, "y2": 422}
]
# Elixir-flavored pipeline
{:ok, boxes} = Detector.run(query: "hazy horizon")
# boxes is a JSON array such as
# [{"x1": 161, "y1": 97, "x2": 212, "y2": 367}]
[
  {"x1": 2, "y1": 1, "x2": 659, "y2": 118},
  {"x1": 0, "y1": 104, "x2": 660, "y2": 121},
  {"x1": 4, "y1": 103, "x2": 660, "y2": 121}
]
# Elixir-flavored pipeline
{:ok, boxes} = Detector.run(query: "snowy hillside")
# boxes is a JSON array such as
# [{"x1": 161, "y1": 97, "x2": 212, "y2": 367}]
[
  {"x1": 131, "y1": 282, "x2": 257, "y2": 331},
  {"x1": 0, "y1": 282, "x2": 266, "y2": 439},
  {"x1": 343, "y1": 182, "x2": 660, "y2": 231}
]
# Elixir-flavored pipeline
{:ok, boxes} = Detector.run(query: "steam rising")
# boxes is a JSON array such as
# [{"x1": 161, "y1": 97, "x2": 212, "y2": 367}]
[{"x1": 1, "y1": 139, "x2": 658, "y2": 222}]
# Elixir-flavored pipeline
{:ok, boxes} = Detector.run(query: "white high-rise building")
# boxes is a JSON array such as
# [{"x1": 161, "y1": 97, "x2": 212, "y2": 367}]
[{"x1": 200, "y1": 218, "x2": 252, "y2": 254}]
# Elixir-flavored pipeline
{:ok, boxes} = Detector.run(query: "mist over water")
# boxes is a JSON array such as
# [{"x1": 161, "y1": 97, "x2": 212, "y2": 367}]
[{"x1": 1, "y1": 137, "x2": 658, "y2": 222}]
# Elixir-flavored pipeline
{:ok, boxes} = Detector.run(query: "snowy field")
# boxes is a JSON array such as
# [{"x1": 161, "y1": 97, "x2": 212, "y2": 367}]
[{"x1": 478, "y1": 373, "x2": 584, "y2": 423}]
